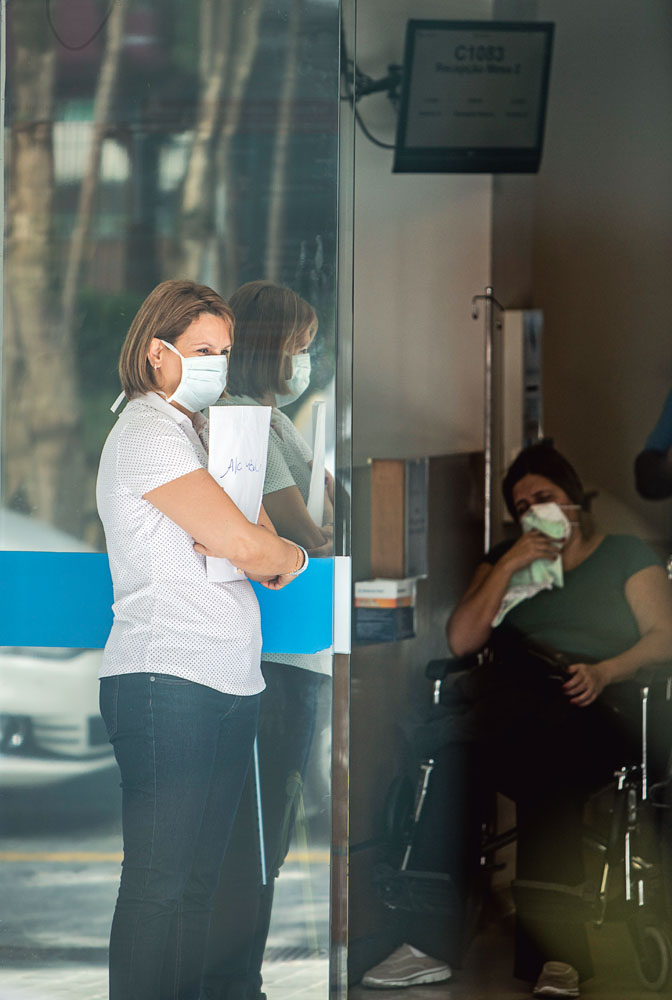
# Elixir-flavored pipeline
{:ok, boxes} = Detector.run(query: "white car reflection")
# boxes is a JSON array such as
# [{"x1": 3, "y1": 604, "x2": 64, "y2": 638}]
[{"x1": 0, "y1": 510, "x2": 113, "y2": 788}]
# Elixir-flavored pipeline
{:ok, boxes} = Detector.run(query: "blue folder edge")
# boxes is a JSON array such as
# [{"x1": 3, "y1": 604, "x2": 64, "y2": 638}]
[{"x1": 0, "y1": 552, "x2": 334, "y2": 655}]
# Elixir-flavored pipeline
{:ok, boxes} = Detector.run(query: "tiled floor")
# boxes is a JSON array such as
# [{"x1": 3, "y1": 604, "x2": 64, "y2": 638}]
[
  {"x1": 349, "y1": 919, "x2": 672, "y2": 1000},
  {"x1": 0, "y1": 843, "x2": 330, "y2": 1000},
  {"x1": 0, "y1": 817, "x2": 668, "y2": 1000},
  {"x1": 0, "y1": 923, "x2": 669, "y2": 999},
  {"x1": 0, "y1": 965, "x2": 107, "y2": 1000},
  {"x1": 0, "y1": 958, "x2": 328, "y2": 999}
]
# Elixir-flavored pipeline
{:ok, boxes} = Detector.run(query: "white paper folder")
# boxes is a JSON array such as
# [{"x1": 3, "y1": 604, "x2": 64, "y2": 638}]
[
  {"x1": 306, "y1": 400, "x2": 326, "y2": 526},
  {"x1": 206, "y1": 405, "x2": 271, "y2": 583}
]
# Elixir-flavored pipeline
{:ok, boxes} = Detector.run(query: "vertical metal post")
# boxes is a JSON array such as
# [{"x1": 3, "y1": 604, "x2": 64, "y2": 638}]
[
  {"x1": 472, "y1": 286, "x2": 503, "y2": 553},
  {"x1": 641, "y1": 685, "x2": 649, "y2": 801},
  {"x1": 483, "y1": 293, "x2": 493, "y2": 553},
  {"x1": 625, "y1": 829, "x2": 632, "y2": 902},
  {"x1": 252, "y1": 737, "x2": 267, "y2": 886},
  {"x1": 0, "y1": 0, "x2": 6, "y2": 495},
  {"x1": 401, "y1": 759, "x2": 435, "y2": 872},
  {"x1": 330, "y1": 2, "x2": 356, "y2": 993}
]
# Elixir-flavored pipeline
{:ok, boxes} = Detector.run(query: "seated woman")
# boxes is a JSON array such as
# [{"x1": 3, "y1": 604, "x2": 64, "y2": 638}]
[{"x1": 446, "y1": 441, "x2": 672, "y2": 998}]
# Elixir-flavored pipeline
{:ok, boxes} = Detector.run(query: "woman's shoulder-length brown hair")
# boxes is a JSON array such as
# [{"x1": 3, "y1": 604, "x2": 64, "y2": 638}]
[
  {"x1": 225, "y1": 280, "x2": 317, "y2": 399},
  {"x1": 119, "y1": 279, "x2": 235, "y2": 400}
]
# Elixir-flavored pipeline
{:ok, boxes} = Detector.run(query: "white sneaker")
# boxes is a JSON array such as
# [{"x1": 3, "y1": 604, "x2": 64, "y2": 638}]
[
  {"x1": 532, "y1": 961, "x2": 580, "y2": 997},
  {"x1": 361, "y1": 943, "x2": 452, "y2": 989}
]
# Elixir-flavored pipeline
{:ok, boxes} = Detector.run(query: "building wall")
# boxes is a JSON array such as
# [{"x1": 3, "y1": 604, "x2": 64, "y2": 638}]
[
  {"x1": 530, "y1": 0, "x2": 672, "y2": 545},
  {"x1": 350, "y1": 0, "x2": 494, "y2": 464}
]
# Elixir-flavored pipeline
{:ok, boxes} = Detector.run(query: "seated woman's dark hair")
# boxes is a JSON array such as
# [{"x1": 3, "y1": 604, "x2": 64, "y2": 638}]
[{"x1": 502, "y1": 439, "x2": 586, "y2": 520}]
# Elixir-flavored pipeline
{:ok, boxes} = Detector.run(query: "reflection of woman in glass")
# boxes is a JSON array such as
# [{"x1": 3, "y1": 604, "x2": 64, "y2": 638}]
[
  {"x1": 202, "y1": 281, "x2": 332, "y2": 1000},
  {"x1": 224, "y1": 280, "x2": 333, "y2": 553},
  {"x1": 96, "y1": 280, "x2": 308, "y2": 1000}
]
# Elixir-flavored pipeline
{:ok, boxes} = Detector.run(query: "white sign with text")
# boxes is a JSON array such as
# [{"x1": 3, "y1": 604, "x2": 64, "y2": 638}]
[
  {"x1": 206, "y1": 405, "x2": 271, "y2": 583},
  {"x1": 306, "y1": 400, "x2": 326, "y2": 526}
]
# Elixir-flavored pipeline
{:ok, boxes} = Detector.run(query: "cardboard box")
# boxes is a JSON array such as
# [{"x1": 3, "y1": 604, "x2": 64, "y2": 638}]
[
  {"x1": 354, "y1": 578, "x2": 417, "y2": 606},
  {"x1": 354, "y1": 605, "x2": 416, "y2": 643}
]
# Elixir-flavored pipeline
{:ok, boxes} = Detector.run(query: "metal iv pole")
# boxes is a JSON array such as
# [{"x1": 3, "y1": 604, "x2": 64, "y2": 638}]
[{"x1": 471, "y1": 286, "x2": 503, "y2": 553}]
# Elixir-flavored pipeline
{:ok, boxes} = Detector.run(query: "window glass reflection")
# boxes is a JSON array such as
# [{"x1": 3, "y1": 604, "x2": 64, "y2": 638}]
[
  {"x1": 3, "y1": 0, "x2": 339, "y2": 548},
  {"x1": 1, "y1": 1, "x2": 342, "y2": 997}
]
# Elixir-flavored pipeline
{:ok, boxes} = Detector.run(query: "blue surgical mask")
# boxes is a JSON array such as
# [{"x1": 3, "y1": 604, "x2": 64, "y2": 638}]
[
  {"x1": 161, "y1": 340, "x2": 228, "y2": 412},
  {"x1": 275, "y1": 353, "x2": 311, "y2": 408}
]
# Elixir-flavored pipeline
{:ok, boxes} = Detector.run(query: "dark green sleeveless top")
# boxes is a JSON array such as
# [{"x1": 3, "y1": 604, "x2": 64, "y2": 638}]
[{"x1": 484, "y1": 535, "x2": 661, "y2": 661}]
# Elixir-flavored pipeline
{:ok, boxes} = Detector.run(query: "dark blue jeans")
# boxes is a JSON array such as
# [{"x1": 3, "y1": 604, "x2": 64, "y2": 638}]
[
  {"x1": 202, "y1": 662, "x2": 323, "y2": 999},
  {"x1": 100, "y1": 673, "x2": 260, "y2": 1000}
]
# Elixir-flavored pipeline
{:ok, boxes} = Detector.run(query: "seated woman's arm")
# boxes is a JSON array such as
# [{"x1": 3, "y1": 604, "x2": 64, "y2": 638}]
[
  {"x1": 564, "y1": 564, "x2": 672, "y2": 706},
  {"x1": 144, "y1": 469, "x2": 304, "y2": 580},
  {"x1": 447, "y1": 531, "x2": 561, "y2": 656},
  {"x1": 262, "y1": 484, "x2": 332, "y2": 554}
]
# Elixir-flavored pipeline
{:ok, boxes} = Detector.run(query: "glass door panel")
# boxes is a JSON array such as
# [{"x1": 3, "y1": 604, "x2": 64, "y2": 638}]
[{"x1": 0, "y1": 1, "x2": 353, "y2": 998}]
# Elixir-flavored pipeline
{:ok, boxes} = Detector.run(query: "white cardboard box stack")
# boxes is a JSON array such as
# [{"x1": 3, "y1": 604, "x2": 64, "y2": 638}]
[{"x1": 354, "y1": 578, "x2": 416, "y2": 642}]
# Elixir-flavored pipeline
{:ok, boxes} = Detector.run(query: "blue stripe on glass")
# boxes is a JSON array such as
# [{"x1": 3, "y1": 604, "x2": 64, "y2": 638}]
[{"x1": 0, "y1": 552, "x2": 333, "y2": 654}]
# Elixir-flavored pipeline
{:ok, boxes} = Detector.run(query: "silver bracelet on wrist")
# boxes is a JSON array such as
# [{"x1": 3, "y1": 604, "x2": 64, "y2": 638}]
[{"x1": 287, "y1": 544, "x2": 309, "y2": 576}]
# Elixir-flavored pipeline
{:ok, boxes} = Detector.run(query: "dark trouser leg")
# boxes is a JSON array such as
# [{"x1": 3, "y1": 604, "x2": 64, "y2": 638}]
[
  {"x1": 202, "y1": 663, "x2": 322, "y2": 999},
  {"x1": 512, "y1": 792, "x2": 592, "y2": 982},
  {"x1": 466, "y1": 661, "x2": 635, "y2": 984},
  {"x1": 402, "y1": 741, "x2": 482, "y2": 965},
  {"x1": 100, "y1": 674, "x2": 259, "y2": 1000}
]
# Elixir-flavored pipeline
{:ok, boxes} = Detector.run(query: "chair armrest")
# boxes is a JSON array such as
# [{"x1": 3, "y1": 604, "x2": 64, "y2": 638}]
[
  {"x1": 425, "y1": 656, "x2": 475, "y2": 681},
  {"x1": 635, "y1": 662, "x2": 672, "y2": 691}
]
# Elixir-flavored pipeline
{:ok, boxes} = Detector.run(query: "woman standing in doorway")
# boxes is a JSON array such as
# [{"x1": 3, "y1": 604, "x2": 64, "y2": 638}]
[{"x1": 96, "y1": 279, "x2": 308, "y2": 1000}]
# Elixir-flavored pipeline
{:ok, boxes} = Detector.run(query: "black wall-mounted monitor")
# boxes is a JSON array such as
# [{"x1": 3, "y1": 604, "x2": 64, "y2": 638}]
[{"x1": 393, "y1": 20, "x2": 554, "y2": 174}]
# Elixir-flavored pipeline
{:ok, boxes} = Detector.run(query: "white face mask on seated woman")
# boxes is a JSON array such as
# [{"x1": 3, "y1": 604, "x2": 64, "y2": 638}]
[
  {"x1": 160, "y1": 339, "x2": 229, "y2": 412},
  {"x1": 520, "y1": 501, "x2": 574, "y2": 544},
  {"x1": 492, "y1": 502, "x2": 576, "y2": 627}
]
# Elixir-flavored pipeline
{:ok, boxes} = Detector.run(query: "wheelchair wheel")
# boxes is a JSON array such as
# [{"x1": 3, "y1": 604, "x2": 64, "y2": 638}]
[
  {"x1": 383, "y1": 774, "x2": 414, "y2": 849},
  {"x1": 633, "y1": 924, "x2": 671, "y2": 992}
]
